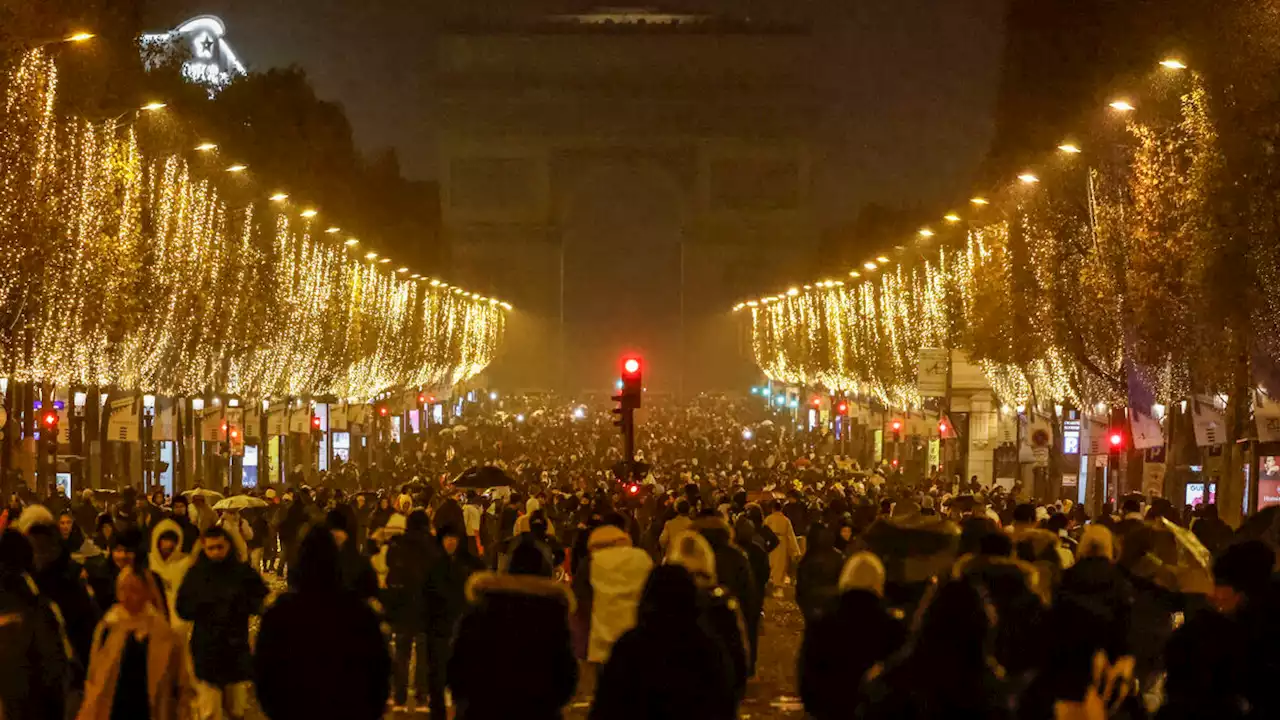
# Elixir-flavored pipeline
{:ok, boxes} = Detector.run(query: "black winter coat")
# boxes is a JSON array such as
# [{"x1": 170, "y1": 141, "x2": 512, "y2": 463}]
[
  {"x1": 795, "y1": 547, "x2": 844, "y2": 624},
  {"x1": 448, "y1": 572, "x2": 578, "y2": 720},
  {"x1": 798, "y1": 590, "x2": 905, "y2": 720},
  {"x1": 424, "y1": 549, "x2": 484, "y2": 639},
  {"x1": 0, "y1": 578, "x2": 67, "y2": 720},
  {"x1": 694, "y1": 522, "x2": 758, "y2": 637},
  {"x1": 254, "y1": 588, "x2": 391, "y2": 720},
  {"x1": 31, "y1": 550, "x2": 97, "y2": 680},
  {"x1": 176, "y1": 553, "x2": 267, "y2": 685},
  {"x1": 381, "y1": 532, "x2": 439, "y2": 631},
  {"x1": 701, "y1": 586, "x2": 750, "y2": 702},
  {"x1": 590, "y1": 608, "x2": 737, "y2": 720}
]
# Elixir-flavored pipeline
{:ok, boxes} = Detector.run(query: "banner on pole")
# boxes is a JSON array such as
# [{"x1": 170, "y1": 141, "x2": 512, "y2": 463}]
[{"x1": 107, "y1": 396, "x2": 140, "y2": 443}]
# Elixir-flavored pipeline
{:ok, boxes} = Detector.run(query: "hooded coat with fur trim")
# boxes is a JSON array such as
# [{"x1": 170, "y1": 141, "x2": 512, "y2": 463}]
[{"x1": 448, "y1": 572, "x2": 578, "y2": 720}]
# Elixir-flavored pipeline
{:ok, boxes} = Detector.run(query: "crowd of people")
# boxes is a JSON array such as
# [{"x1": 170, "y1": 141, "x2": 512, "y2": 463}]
[{"x1": 0, "y1": 397, "x2": 1278, "y2": 719}]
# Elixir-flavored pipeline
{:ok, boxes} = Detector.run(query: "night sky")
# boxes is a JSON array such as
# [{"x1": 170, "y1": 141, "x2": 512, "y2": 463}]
[{"x1": 150, "y1": 0, "x2": 1008, "y2": 227}]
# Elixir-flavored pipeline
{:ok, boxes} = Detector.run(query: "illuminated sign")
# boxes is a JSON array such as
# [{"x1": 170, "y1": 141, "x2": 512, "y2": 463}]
[{"x1": 141, "y1": 16, "x2": 246, "y2": 95}]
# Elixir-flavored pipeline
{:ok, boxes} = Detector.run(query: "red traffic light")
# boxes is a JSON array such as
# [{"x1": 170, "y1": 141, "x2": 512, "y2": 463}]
[
  {"x1": 220, "y1": 420, "x2": 228, "y2": 432},
  {"x1": 229, "y1": 428, "x2": 240, "y2": 440},
  {"x1": 622, "y1": 357, "x2": 641, "y2": 376},
  {"x1": 379, "y1": 406, "x2": 389, "y2": 417},
  {"x1": 939, "y1": 421, "x2": 948, "y2": 433},
  {"x1": 311, "y1": 415, "x2": 322, "y2": 430},
  {"x1": 1109, "y1": 431, "x2": 1125, "y2": 449},
  {"x1": 417, "y1": 393, "x2": 427, "y2": 404},
  {"x1": 812, "y1": 397, "x2": 822, "y2": 407},
  {"x1": 837, "y1": 402, "x2": 849, "y2": 415},
  {"x1": 628, "y1": 484, "x2": 640, "y2": 495},
  {"x1": 40, "y1": 410, "x2": 58, "y2": 428},
  {"x1": 891, "y1": 419, "x2": 903, "y2": 432}
]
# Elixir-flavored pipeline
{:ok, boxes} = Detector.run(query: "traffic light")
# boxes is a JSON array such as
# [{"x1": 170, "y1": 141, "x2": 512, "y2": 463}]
[
  {"x1": 417, "y1": 392, "x2": 427, "y2": 404},
  {"x1": 890, "y1": 418, "x2": 903, "y2": 442},
  {"x1": 1108, "y1": 429, "x2": 1125, "y2": 452},
  {"x1": 812, "y1": 397, "x2": 822, "y2": 407},
  {"x1": 311, "y1": 415, "x2": 322, "y2": 431},
  {"x1": 613, "y1": 355, "x2": 643, "y2": 462},
  {"x1": 378, "y1": 405, "x2": 389, "y2": 418},
  {"x1": 39, "y1": 410, "x2": 58, "y2": 454},
  {"x1": 837, "y1": 401, "x2": 849, "y2": 415},
  {"x1": 228, "y1": 425, "x2": 244, "y2": 456}
]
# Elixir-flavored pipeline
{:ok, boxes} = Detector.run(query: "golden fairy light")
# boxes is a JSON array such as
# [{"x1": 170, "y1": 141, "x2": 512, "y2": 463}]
[{"x1": 0, "y1": 50, "x2": 506, "y2": 400}]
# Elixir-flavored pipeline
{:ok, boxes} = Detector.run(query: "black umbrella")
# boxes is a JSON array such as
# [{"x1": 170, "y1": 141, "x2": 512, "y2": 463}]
[{"x1": 452, "y1": 465, "x2": 514, "y2": 489}]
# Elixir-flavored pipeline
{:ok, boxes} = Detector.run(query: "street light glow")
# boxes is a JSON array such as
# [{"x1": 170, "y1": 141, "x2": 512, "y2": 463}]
[
  {"x1": 1109, "y1": 99, "x2": 1136, "y2": 112},
  {"x1": 378, "y1": 258, "x2": 390, "y2": 264},
  {"x1": 226, "y1": 164, "x2": 246, "y2": 173},
  {"x1": 1058, "y1": 143, "x2": 1082, "y2": 154},
  {"x1": 65, "y1": 32, "x2": 96, "y2": 43},
  {"x1": 849, "y1": 270, "x2": 861, "y2": 278},
  {"x1": 970, "y1": 197, "x2": 989, "y2": 206},
  {"x1": 944, "y1": 213, "x2": 961, "y2": 223},
  {"x1": 876, "y1": 256, "x2": 890, "y2": 264},
  {"x1": 786, "y1": 287, "x2": 800, "y2": 296},
  {"x1": 344, "y1": 238, "x2": 359, "y2": 246},
  {"x1": 325, "y1": 227, "x2": 341, "y2": 234},
  {"x1": 918, "y1": 228, "x2": 935, "y2": 238},
  {"x1": 140, "y1": 102, "x2": 167, "y2": 112},
  {"x1": 194, "y1": 142, "x2": 217, "y2": 152},
  {"x1": 300, "y1": 208, "x2": 318, "y2": 218},
  {"x1": 1159, "y1": 58, "x2": 1187, "y2": 70},
  {"x1": 863, "y1": 262, "x2": 878, "y2": 271},
  {"x1": 397, "y1": 266, "x2": 409, "y2": 273},
  {"x1": 1018, "y1": 173, "x2": 1040, "y2": 184},
  {"x1": 269, "y1": 192, "x2": 288, "y2": 202},
  {"x1": 365, "y1": 251, "x2": 378, "y2": 260}
]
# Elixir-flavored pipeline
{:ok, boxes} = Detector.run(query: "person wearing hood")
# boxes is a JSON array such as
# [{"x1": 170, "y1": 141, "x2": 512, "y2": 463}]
[
  {"x1": 60, "y1": 509, "x2": 102, "y2": 564},
  {"x1": 587, "y1": 523, "x2": 655, "y2": 666},
  {"x1": 254, "y1": 525, "x2": 390, "y2": 720},
  {"x1": 664, "y1": 530, "x2": 749, "y2": 702},
  {"x1": 795, "y1": 522, "x2": 845, "y2": 625},
  {"x1": 693, "y1": 512, "x2": 759, "y2": 665},
  {"x1": 856, "y1": 578, "x2": 1012, "y2": 719},
  {"x1": 449, "y1": 539, "x2": 578, "y2": 719},
  {"x1": 590, "y1": 566, "x2": 738, "y2": 720},
  {"x1": 732, "y1": 516, "x2": 769, "y2": 673},
  {"x1": 2, "y1": 527, "x2": 71, "y2": 720},
  {"x1": 93, "y1": 512, "x2": 116, "y2": 554},
  {"x1": 24, "y1": 515, "x2": 99, "y2": 691},
  {"x1": 147, "y1": 519, "x2": 192, "y2": 623},
  {"x1": 91, "y1": 529, "x2": 168, "y2": 621},
  {"x1": 176, "y1": 526, "x2": 268, "y2": 720},
  {"x1": 798, "y1": 552, "x2": 905, "y2": 720},
  {"x1": 78, "y1": 566, "x2": 196, "y2": 720},
  {"x1": 424, "y1": 524, "x2": 485, "y2": 718},
  {"x1": 320, "y1": 509, "x2": 378, "y2": 601}
]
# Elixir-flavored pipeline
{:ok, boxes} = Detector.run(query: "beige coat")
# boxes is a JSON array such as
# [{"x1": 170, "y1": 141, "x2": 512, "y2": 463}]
[
  {"x1": 764, "y1": 511, "x2": 801, "y2": 587},
  {"x1": 77, "y1": 606, "x2": 196, "y2": 720}
]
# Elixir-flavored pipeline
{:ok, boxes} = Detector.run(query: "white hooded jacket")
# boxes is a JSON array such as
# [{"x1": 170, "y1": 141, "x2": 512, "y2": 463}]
[
  {"x1": 148, "y1": 518, "x2": 193, "y2": 623},
  {"x1": 587, "y1": 545, "x2": 653, "y2": 664}
]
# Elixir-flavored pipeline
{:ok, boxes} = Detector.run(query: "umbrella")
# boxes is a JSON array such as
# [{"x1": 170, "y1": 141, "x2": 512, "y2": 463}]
[
  {"x1": 214, "y1": 495, "x2": 269, "y2": 511},
  {"x1": 452, "y1": 465, "x2": 514, "y2": 489},
  {"x1": 759, "y1": 420, "x2": 774, "y2": 427},
  {"x1": 861, "y1": 514, "x2": 961, "y2": 586},
  {"x1": 182, "y1": 489, "x2": 224, "y2": 502},
  {"x1": 453, "y1": 425, "x2": 470, "y2": 433}
]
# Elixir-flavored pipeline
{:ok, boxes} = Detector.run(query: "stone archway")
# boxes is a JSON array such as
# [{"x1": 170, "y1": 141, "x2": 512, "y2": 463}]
[{"x1": 558, "y1": 160, "x2": 685, "y2": 395}]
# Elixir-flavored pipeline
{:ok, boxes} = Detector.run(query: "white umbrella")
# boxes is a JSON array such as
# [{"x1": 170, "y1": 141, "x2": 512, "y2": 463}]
[
  {"x1": 214, "y1": 495, "x2": 268, "y2": 511},
  {"x1": 759, "y1": 420, "x2": 775, "y2": 427},
  {"x1": 182, "y1": 489, "x2": 224, "y2": 501},
  {"x1": 453, "y1": 424, "x2": 470, "y2": 433}
]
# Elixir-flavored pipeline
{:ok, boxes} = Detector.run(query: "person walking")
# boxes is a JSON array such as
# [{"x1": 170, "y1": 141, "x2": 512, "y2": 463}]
[
  {"x1": 798, "y1": 552, "x2": 905, "y2": 720},
  {"x1": 176, "y1": 526, "x2": 267, "y2": 720},
  {"x1": 0, "y1": 529, "x2": 69, "y2": 720},
  {"x1": 795, "y1": 522, "x2": 846, "y2": 625},
  {"x1": 424, "y1": 525, "x2": 484, "y2": 718},
  {"x1": 589, "y1": 565, "x2": 738, "y2": 720},
  {"x1": 254, "y1": 525, "x2": 390, "y2": 720},
  {"x1": 448, "y1": 539, "x2": 578, "y2": 719},
  {"x1": 764, "y1": 500, "x2": 800, "y2": 596},
  {"x1": 664, "y1": 531, "x2": 749, "y2": 702},
  {"x1": 383, "y1": 510, "x2": 439, "y2": 712},
  {"x1": 586, "y1": 524, "x2": 654, "y2": 666},
  {"x1": 77, "y1": 567, "x2": 196, "y2": 720},
  {"x1": 147, "y1": 519, "x2": 192, "y2": 623}
]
